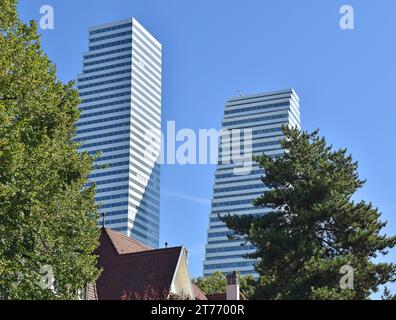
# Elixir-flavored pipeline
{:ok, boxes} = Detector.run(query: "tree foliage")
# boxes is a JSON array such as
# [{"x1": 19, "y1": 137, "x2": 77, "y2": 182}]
[
  {"x1": 0, "y1": 0, "x2": 100, "y2": 299},
  {"x1": 223, "y1": 126, "x2": 396, "y2": 300},
  {"x1": 193, "y1": 272, "x2": 257, "y2": 299}
]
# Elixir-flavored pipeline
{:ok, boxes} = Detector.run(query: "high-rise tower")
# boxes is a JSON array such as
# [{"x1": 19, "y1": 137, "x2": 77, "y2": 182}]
[
  {"x1": 203, "y1": 89, "x2": 300, "y2": 276},
  {"x1": 76, "y1": 18, "x2": 162, "y2": 248}
]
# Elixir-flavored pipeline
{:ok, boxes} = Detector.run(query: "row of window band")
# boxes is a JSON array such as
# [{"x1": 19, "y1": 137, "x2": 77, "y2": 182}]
[
  {"x1": 89, "y1": 26, "x2": 161, "y2": 54},
  {"x1": 77, "y1": 75, "x2": 289, "y2": 120},
  {"x1": 92, "y1": 170, "x2": 265, "y2": 199},
  {"x1": 78, "y1": 112, "x2": 286, "y2": 134},
  {"x1": 80, "y1": 86, "x2": 160, "y2": 108},
  {"x1": 78, "y1": 136, "x2": 280, "y2": 155},
  {"x1": 77, "y1": 110, "x2": 281, "y2": 133},
  {"x1": 78, "y1": 58, "x2": 159, "y2": 85},
  {"x1": 203, "y1": 261, "x2": 256, "y2": 270},
  {"x1": 106, "y1": 226, "x2": 158, "y2": 247},
  {"x1": 88, "y1": 37, "x2": 160, "y2": 64},
  {"x1": 96, "y1": 190, "x2": 160, "y2": 208},
  {"x1": 83, "y1": 45, "x2": 160, "y2": 78},
  {"x1": 99, "y1": 201, "x2": 158, "y2": 221},
  {"x1": 88, "y1": 21, "x2": 161, "y2": 53},
  {"x1": 75, "y1": 123, "x2": 283, "y2": 145},
  {"x1": 86, "y1": 160, "x2": 160, "y2": 186},
  {"x1": 76, "y1": 90, "x2": 288, "y2": 122},
  {"x1": 78, "y1": 97, "x2": 161, "y2": 124},
  {"x1": 89, "y1": 22, "x2": 160, "y2": 50},
  {"x1": 98, "y1": 198, "x2": 159, "y2": 216},
  {"x1": 81, "y1": 59, "x2": 160, "y2": 88},
  {"x1": 100, "y1": 209, "x2": 159, "y2": 228},
  {"x1": 99, "y1": 216, "x2": 158, "y2": 235},
  {"x1": 80, "y1": 91, "x2": 160, "y2": 119}
]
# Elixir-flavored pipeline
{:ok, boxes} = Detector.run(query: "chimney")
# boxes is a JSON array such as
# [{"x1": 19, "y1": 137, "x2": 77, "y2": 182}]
[{"x1": 226, "y1": 271, "x2": 240, "y2": 300}]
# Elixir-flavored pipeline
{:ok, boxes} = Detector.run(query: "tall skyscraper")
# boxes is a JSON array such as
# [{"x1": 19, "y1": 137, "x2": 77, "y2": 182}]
[
  {"x1": 203, "y1": 89, "x2": 300, "y2": 277},
  {"x1": 76, "y1": 18, "x2": 162, "y2": 248}
]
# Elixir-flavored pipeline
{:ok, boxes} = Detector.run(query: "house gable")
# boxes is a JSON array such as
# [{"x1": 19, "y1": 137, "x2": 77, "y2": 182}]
[{"x1": 169, "y1": 248, "x2": 194, "y2": 299}]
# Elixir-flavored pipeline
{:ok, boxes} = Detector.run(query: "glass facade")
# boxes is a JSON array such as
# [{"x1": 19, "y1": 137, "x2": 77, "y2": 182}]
[
  {"x1": 203, "y1": 89, "x2": 301, "y2": 277},
  {"x1": 76, "y1": 18, "x2": 162, "y2": 248}
]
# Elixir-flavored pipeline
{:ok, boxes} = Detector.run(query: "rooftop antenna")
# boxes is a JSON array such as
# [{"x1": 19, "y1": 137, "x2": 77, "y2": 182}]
[
  {"x1": 236, "y1": 90, "x2": 243, "y2": 97},
  {"x1": 102, "y1": 212, "x2": 105, "y2": 228}
]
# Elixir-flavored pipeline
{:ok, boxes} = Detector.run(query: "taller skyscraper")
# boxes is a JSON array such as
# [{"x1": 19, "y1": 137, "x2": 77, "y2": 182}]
[
  {"x1": 203, "y1": 89, "x2": 300, "y2": 277},
  {"x1": 76, "y1": 18, "x2": 162, "y2": 248}
]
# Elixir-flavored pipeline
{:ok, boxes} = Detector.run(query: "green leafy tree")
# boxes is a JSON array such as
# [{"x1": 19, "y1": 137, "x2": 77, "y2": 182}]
[
  {"x1": 0, "y1": 0, "x2": 100, "y2": 299},
  {"x1": 223, "y1": 126, "x2": 396, "y2": 300},
  {"x1": 193, "y1": 272, "x2": 257, "y2": 299}
]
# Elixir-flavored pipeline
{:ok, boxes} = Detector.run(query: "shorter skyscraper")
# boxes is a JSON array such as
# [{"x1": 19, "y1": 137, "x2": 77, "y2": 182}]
[{"x1": 203, "y1": 89, "x2": 301, "y2": 277}]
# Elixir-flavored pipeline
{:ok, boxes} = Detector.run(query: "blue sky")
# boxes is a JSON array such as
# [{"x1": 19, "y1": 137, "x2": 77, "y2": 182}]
[{"x1": 18, "y1": 0, "x2": 396, "y2": 293}]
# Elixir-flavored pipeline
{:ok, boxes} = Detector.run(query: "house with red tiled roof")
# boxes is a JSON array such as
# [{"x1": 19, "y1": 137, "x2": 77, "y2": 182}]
[
  {"x1": 94, "y1": 228, "x2": 194, "y2": 300},
  {"x1": 91, "y1": 228, "x2": 243, "y2": 300}
]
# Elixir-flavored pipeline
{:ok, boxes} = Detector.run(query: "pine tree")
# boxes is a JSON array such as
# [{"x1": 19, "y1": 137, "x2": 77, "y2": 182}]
[
  {"x1": 0, "y1": 0, "x2": 100, "y2": 299},
  {"x1": 223, "y1": 126, "x2": 396, "y2": 300}
]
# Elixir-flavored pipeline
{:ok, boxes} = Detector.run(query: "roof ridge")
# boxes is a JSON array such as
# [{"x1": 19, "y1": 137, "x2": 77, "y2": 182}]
[
  {"x1": 101, "y1": 228, "x2": 122, "y2": 254},
  {"x1": 118, "y1": 246, "x2": 183, "y2": 257},
  {"x1": 104, "y1": 228, "x2": 152, "y2": 252}
]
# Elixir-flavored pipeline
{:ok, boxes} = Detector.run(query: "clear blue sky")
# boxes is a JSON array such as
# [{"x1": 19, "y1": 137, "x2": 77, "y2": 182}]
[{"x1": 18, "y1": 0, "x2": 396, "y2": 293}]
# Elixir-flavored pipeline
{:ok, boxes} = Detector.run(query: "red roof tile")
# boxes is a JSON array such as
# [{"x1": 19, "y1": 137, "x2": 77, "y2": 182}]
[
  {"x1": 192, "y1": 283, "x2": 208, "y2": 300},
  {"x1": 104, "y1": 228, "x2": 152, "y2": 254},
  {"x1": 96, "y1": 228, "x2": 183, "y2": 300}
]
